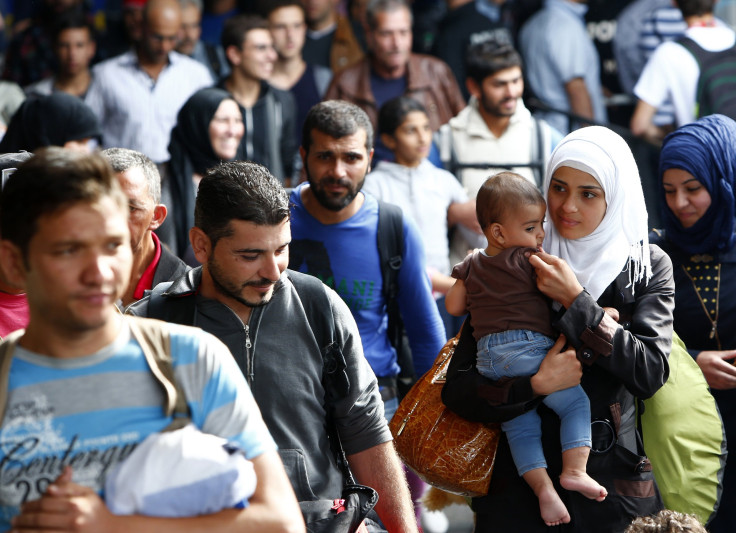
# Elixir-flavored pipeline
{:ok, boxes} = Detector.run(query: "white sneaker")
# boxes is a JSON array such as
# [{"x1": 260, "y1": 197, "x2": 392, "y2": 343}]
[{"x1": 421, "y1": 509, "x2": 450, "y2": 533}]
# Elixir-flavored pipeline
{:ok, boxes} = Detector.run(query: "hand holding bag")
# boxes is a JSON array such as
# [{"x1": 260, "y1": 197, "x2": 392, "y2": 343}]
[{"x1": 388, "y1": 323, "x2": 501, "y2": 497}]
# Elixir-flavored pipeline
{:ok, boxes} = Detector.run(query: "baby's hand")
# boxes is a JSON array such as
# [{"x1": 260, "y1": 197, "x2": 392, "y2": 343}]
[{"x1": 603, "y1": 307, "x2": 620, "y2": 322}]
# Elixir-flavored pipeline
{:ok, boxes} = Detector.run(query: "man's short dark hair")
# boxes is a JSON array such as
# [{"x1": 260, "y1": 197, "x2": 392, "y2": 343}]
[
  {"x1": 302, "y1": 100, "x2": 374, "y2": 154},
  {"x1": 102, "y1": 147, "x2": 161, "y2": 204},
  {"x1": 53, "y1": 11, "x2": 96, "y2": 44},
  {"x1": 194, "y1": 161, "x2": 289, "y2": 246},
  {"x1": 476, "y1": 171, "x2": 545, "y2": 230},
  {"x1": 674, "y1": 0, "x2": 715, "y2": 18},
  {"x1": 261, "y1": 0, "x2": 305, "y2": 18},
  {"x1": 466, "y1": 39, "x2": 523, "y2": 85},
  {"x1": 222, "y1": 14, "x2": 269, "y2": 61},
  {"x1": 365, "y1": 0, "x2": 411, "y2": 31},
  {"x1": 378, "y1": 96, "x2": 426, "y2": 136},
  {"x1": 1, "y1": 147, "x2": 126, "y2": 261}
]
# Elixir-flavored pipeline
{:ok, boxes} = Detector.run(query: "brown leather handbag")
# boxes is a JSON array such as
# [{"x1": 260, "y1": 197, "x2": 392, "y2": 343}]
[{"x1": 388, "y1": 328, "x2": 501, "y2": 497}]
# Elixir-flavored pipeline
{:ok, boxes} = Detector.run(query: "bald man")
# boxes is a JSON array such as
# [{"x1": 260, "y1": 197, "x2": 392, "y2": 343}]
[{"x1": 85, "y1": 0, "x2": 214, "y2": 163}]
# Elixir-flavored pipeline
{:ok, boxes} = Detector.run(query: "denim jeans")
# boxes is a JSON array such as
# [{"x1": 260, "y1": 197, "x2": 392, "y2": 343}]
[{"x1": 477, "y1": 329, "x2": 592, "y2": 475}]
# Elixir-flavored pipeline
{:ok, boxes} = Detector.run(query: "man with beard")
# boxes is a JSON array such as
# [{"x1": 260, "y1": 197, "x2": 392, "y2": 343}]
[
  {"x1": 288, "y1": 100, "x2": 445, "y2": 431},
  {"x1": 128, "y1": 159, "x2": 419, "y2": 533},
  {"x1": 437, "y1": 38, "x2": 561, "y2": 266}
]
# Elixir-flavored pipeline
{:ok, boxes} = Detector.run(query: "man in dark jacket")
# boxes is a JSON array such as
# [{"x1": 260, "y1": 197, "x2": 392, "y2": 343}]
[
  {"x1": 101, "y1": 148, "x2": 188, "y2": 308},
  {"x1": 218, "y1": 14, "x2": 297, "y2": 184},
  {"x1": 324, "y1": 0, "x2": 465, "y2": 161},
  {"x1": 128, "y1": 161, "x2": 419, "y2": 532}
]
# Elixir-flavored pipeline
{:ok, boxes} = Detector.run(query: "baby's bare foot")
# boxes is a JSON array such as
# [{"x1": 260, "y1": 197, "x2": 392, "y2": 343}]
[
  {"x1": 560, "y1": 471, "x2": 608, "y2": 502},
  {"x1": 538, "y1": 484, "x2": 571, "y2": 526}
]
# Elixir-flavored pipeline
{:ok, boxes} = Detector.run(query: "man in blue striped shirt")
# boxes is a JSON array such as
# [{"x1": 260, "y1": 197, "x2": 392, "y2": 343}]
[{"x1": 0, "y1": 148, "x2": 303, "y2": 533}]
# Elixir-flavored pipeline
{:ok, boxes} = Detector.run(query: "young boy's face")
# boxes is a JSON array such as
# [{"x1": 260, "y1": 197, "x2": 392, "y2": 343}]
[
  {"x1": 491, "y1": 202, "x2": 546, "y2": 250},
  {"x1": 385, "y1": 110, "x2": 432, "y2": 168}
]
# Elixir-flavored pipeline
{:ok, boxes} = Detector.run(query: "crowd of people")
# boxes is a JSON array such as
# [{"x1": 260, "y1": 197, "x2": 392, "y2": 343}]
[{"x1": 0, "y1": 0, "x2": 733, "y2": 532}]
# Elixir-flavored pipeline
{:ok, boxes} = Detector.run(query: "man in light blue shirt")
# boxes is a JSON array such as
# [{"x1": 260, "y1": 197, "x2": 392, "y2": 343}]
[
  {"x1": 86, "y1": 0, "x2": 213, "y2": 163},
  {"x1": 519, "y1": 0, "x2": 608, "y2": 134}
]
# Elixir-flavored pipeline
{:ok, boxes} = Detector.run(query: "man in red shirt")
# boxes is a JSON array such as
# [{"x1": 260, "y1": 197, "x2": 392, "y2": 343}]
[{"x1": 101, "y1": 148, "x2": 188, "y2": 308}]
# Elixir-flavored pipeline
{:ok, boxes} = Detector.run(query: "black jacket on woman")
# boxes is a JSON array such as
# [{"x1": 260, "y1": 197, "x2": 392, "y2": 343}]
[{"x1": 442, "y1": 245, "x2": 674, "y2": 532}]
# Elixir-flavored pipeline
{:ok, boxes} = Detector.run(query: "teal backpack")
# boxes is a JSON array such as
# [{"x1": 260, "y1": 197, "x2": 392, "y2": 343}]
[{"x1": 640, "y1": 332, "x2": 727, "y2": 525}]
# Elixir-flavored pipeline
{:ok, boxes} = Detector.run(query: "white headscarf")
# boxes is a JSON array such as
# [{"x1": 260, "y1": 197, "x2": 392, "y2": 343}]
[{"x1": 543, "y1": 126, "x2": 651, "y2": 302}]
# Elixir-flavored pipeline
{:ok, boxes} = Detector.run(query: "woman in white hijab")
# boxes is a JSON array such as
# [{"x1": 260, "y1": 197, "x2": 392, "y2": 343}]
[{"x1": 443, "y1": 126, "x2": 675, "y2": 533}]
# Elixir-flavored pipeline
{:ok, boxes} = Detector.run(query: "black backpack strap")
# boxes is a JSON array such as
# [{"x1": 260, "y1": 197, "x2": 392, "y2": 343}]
[
  {"x1": 288, "y1": 272, "x2": 359, "y2": 481},
  {"x1": 376, "y1": 201, "x2": 404, "y2": 359},
  {"x1": 677, "y1": 36, "x2": 707, "y2": 65},
  {"x1": 144, "y1": 281, "x2": 198, "y2": 326},
  {"x1": 288, "y1": 272, "x2": 349, "y2": 400}
]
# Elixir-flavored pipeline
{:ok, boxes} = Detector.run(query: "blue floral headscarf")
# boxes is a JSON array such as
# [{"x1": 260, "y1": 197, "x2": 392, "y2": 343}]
[{"x1": 659, "y1": 114, "x2": 736, "y2": 254}]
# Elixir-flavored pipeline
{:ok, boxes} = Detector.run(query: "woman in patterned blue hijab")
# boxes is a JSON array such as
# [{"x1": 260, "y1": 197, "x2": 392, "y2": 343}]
[
  {"x1": 652, "y1": 113, "x2": 736, "y2": 533},
  {"x1": 658, "y1": 114, "x2": 736, "y2": 254}
]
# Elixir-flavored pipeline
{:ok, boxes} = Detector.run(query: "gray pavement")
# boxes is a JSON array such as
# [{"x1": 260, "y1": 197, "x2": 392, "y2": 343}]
[{"x1": 445, "y1": 503, "x2": 474, "y2": 532}]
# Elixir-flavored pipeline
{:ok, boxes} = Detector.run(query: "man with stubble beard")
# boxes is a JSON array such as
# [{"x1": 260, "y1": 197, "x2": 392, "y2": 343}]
[
  {"x1": 437, "y1": 38, "x2": 563, "y2": 267},
  {"x1": 288, "y1": 99, "x2": 445, "y2": 450}
]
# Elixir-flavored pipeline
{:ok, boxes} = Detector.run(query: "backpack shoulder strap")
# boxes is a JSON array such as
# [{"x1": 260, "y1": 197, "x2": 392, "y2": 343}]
[
  {"x1": 287, "y1": 272, "x2": 359, "y2": 483},
  {"x1": 287, "y1": 272, "x2": 349, "y2": 397},
  {"x1": 144, "y1": 281, "x2": 197, "y2": 326},
  {"x1": 677, "y1": 36, "x2": 708, "y2": 65},
  {"x1": 376, "y1": 201, "x2": 404, "y2": 304},
  {"x1": 376, "y1": 201, "x2": 404, "y2": 354},
  {"x1": 127, "y1": 316, "x2": 190, "y2": 431},
  {"x1": 0, "y1": 330, "x2": 24, "y2": 423}
]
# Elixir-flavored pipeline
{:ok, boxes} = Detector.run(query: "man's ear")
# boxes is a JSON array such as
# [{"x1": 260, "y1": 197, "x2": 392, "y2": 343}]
[
  {"x1": 0, "y1": 240, "x2": 27, "y2": 291},
  {"x1": 466, "y1": 78, "x2": 481, "y2": 100},
  {"x1": 299, "y1": 145, "x2": 307, "y2": 166},
  {"x1": 225, "y1": 44, "x2": 241, "y2": 67},
  {"x1": 148, "y1": 204, "x2": 167, "y2": 231},
  {"x1": 189, "y1": 227, "x2": 212, "y2": 265}
]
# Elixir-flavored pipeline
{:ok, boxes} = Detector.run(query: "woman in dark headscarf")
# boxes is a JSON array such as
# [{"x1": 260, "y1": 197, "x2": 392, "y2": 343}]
[
  {"x1": 0, "y1": 92, "x2": 100, "y2": 153},
  {"x1": 650, "y1": 114, "x2": 736, "y2": 533},
  {"x1": 164, "y1": 87, "x2": 244, "y2": 258}
]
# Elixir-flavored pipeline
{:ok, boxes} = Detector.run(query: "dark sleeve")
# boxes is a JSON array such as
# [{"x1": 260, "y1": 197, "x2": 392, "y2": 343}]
[
  {"x1": 441, "y1": 319, "x2": 543, "y2": 423},
  {"x1": 450, "y1": 253, "x2": 472, "y2": 281},
  {"x1": 279, "y1": 90, "x2": 297, "y2": 178},
  {"x1": 554, "y1": 245, "x2": 674, "y2": 399}
]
